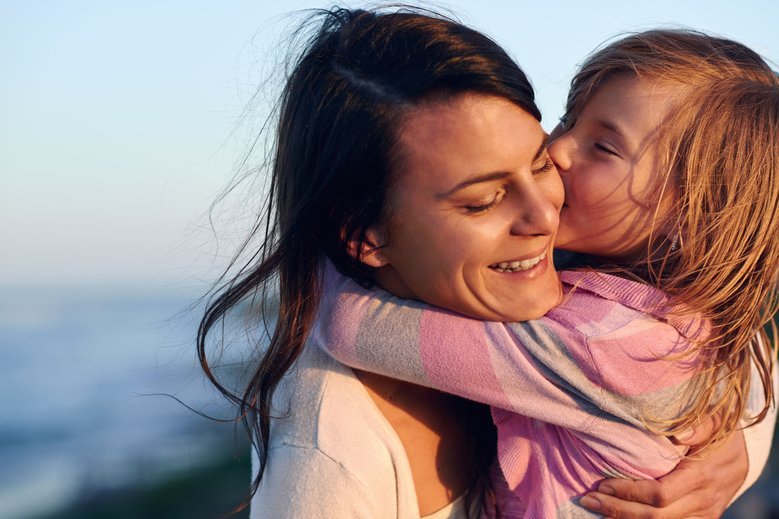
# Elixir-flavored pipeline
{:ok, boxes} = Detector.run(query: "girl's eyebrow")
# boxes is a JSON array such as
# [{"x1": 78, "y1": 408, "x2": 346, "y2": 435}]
[
  {"x1": 596, "y1": 119, "x2": 627, "y2": 139},
  {"x1": 437, "y1": 134, "x2": 549, "y2": 199}
]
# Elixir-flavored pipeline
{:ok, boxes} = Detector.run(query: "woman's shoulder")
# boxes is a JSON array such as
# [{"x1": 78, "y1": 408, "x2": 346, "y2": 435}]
[
  {"x1": 264, "y1": 344, "x2": 417, "y2": 507},
  {"x1": 270, "y1": 344, "x2": 399, "y2": 450},
  {"x1": 250, "y1": 442, "x2": 399, "y2": 518}
]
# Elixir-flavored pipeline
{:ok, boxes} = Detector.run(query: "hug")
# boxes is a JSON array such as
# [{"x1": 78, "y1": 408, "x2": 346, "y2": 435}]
[{"x1": 199, "y1": 7, "x2": 779, "y2": 518}]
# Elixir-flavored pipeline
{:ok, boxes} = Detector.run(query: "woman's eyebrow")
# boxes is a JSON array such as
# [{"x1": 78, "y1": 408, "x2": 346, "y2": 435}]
[
  {"x1": 437, "y1": 171, "x2": 512, "y2": 199},
  {"x1": 533, "y1": 134, "x2": 549, "y2": 161},
  {"x1": 437, "y1": 134, "x2": 549, "y2": 199}
]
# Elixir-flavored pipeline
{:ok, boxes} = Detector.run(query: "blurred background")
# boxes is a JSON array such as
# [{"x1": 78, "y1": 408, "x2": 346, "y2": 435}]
[{"x1": 1, "y1": 1, "x2": 777, "y2": 517}]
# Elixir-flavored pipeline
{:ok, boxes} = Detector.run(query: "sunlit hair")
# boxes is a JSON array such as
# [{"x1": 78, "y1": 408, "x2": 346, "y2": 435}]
[
  {"x1": 565, "y1": 29, "x2": 779, "y2": 445},
  {"x1": 198, "y1": 6, "x2": 540, "y2": 514}
]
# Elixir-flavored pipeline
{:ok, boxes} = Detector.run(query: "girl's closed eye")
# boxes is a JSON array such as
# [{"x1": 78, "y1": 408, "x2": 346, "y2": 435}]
[
  {"x1": 594, "y1": 141, "x2": 621, "y2": 157},
  {"x1": 464, "y1": 189, "x2": 505, "y2": 213}
]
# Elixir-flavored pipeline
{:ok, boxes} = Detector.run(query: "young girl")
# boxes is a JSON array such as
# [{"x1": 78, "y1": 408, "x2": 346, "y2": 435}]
[{"x1": 313, "y1": 29, "x2": 779, "y2": 517}]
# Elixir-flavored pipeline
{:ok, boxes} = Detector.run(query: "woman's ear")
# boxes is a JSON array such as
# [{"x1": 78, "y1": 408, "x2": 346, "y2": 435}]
[{"x1": 346, "y1": 227, "x2": 390, "y2": 268}]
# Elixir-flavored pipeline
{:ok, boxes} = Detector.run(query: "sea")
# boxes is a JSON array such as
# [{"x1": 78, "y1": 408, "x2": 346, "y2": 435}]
[{"x1": 0, "y1": 284, "x2": 243, "y2": 518}]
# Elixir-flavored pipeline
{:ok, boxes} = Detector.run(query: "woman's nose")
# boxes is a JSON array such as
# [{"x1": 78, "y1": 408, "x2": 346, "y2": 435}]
[{"x1": 510, "y1": 183, "x2": 560, "y2": 237}]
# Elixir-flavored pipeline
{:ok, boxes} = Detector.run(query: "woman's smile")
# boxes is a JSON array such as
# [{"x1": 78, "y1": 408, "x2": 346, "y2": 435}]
[{"x1": 488, "y1": 249, "x2": 548, "y2": 273}]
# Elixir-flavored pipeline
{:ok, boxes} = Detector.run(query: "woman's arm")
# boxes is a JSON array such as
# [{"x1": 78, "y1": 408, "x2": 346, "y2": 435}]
[
  {"x1": 738, "y1": 358, "x2": 779, "y2": 497},
  {"x1": 579, "y1": 430, "x2": 748, "y2": 518}
]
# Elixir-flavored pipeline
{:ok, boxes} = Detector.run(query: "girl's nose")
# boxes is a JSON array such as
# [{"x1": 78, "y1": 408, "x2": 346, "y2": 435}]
[{"x1": 548, "y1": 132, "x2": 573, "y2": 173}]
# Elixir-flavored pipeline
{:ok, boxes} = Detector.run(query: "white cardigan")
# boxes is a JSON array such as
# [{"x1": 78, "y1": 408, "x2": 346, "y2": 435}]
[{"x1": 250, "y1": 343, "x2": 422, "y2": 518}]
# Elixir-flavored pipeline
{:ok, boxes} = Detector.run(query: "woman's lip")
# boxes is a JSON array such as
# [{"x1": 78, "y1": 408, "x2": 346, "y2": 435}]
[
  {"x1": 488, "y1": 250, "x2": 548, "y2": 270},
  {"x1": 488, "y1": 252, "x2": 549, "y2": 277},
  {"x1": 490, "y1": 246, "x2": 551, "y2": 265}
]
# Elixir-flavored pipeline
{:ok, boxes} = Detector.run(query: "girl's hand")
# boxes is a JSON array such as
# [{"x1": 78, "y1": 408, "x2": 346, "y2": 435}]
[{"x1": 579, "y1": 423, "x2": 747, "y2": 519}]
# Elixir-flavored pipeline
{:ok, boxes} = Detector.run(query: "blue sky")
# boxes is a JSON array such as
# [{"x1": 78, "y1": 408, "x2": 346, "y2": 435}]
[{"x1": 2, "y1": 1, "x2": 777, "y2": 287}]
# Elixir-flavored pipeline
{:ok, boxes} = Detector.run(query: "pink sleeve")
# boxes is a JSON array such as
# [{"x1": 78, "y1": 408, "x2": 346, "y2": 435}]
[
  {"x1": 313, "y1": 265, "x2": 579, "y2": 419},
  {"x1": 314, "y1": 266, "x2": 696, "y2": 434},
  {"x1": 313, "y1": 266, "x2": 695, "y2": 515}
]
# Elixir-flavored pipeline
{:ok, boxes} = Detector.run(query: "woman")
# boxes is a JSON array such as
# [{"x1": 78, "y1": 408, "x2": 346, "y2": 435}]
[{"x1": 198, "y1": 7, "x2": 764, "y2": 518}]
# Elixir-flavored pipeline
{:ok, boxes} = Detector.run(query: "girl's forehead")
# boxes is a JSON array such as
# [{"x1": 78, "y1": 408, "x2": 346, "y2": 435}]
[{"x1": 582, "y1": 77, "x2": 681, "y2": 124}]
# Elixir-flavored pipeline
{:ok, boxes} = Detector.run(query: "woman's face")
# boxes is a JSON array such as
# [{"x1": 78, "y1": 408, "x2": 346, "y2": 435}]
[
  {"x1": 549, "y1": 76, "x2": 678, "y2": 258},
  {"x1": 365, "y1": 94, "x2": 564, "y2": 322}
]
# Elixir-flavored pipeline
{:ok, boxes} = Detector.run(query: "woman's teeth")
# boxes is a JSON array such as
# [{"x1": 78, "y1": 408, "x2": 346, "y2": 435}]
[{"x1": 490, "y1": 251, "x2": 546, "y2": 273}]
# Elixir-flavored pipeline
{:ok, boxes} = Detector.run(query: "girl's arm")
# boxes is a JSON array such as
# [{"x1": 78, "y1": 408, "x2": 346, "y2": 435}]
[
  {"x1": 314, "y1": 265, "x2": 697, "y2": 434},
  {"x1": 314, "y1": 266, "x2": 587, "y2": 430}
]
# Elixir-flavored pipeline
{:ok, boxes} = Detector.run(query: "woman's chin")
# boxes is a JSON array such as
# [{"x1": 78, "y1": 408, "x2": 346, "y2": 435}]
[{"x1": 485, "y1": 285, "x2": 562, "y2": 322}]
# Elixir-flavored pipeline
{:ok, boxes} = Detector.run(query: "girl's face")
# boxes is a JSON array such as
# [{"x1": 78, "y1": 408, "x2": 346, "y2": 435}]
[
  {"x1": 549, "y1": 76, "x2": 678, "y2": 259},
  {"x1": 365, "y1": 94, "x2": 564, "y2": 322}
]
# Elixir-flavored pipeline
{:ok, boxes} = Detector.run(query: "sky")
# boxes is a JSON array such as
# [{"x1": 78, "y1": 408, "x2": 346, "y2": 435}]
[{"x1": 2, "y1": 0, "x2": 778, "y2": 288}]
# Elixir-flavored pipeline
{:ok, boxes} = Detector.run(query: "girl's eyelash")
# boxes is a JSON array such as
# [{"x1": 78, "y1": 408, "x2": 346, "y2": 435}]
[{"x1": 594, "y1": 143, "x2": 618, "y2": 156}]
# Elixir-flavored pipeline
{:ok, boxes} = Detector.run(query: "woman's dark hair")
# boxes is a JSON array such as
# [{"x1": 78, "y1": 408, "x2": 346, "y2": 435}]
[{"x1": 198, "y1": 6, "x2": 540, "y2": 515}]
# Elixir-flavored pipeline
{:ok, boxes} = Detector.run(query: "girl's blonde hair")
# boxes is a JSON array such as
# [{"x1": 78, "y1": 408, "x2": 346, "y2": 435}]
[{"x1": 566, "y1": 29, "x2": 779, "y2": 444}]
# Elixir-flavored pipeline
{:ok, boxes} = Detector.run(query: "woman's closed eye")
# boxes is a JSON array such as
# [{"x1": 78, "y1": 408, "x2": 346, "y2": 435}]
[
  {"x1": 532, "y1": 158, "x2": 555, "y2": 174},
  {"x1": 464, "y1": 190, "x2": 505, "y2": 213}
]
